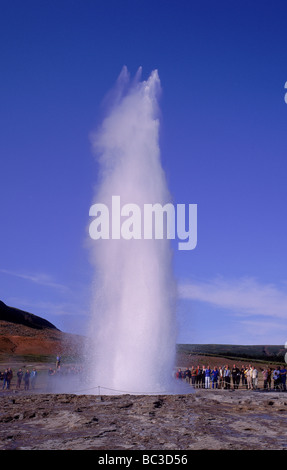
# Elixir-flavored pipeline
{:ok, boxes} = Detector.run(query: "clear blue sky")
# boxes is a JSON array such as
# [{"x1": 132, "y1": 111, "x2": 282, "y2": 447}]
[{"x1": 1, "y1": 0, "x2": 287, "y2": 345}]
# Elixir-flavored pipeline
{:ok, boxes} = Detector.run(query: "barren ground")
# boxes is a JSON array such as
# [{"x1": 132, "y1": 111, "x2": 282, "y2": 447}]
[{"x1": 0, "y1": 386, "x2": 286, "y2": 450}]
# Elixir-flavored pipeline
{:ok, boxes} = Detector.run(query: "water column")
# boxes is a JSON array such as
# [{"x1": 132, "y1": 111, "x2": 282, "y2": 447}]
[{"x1": 87, "y1": 67, "x2": 178, "y2": 394}]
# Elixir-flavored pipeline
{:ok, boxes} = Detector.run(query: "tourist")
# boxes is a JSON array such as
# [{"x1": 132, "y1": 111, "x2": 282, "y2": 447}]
[
  {"x1": 262, "y1": 368, "x2": 269, "y2": 389},
  {"x1": 267, "y1": 368, "x2": 272, "y2": 389},
  {"x1": 24, "y1": 370, "x2": 30, "y2": 391},
  {"x1": 243, "y1": 366, "x2": 249, "y2": 389},
  {"x1": 246, "y1": 367, "x2": 252, "y2": 390},
  {"x1": 223, "y1": 365, "x2": 231, "y2": 389},
  {"x1": 231, "y1": 364, "x2": 240, "y2": 389},
  {"x1": 170, "y1": 360, "x2": 287, "y2": 392},
  {"x1": 251, "y1": 366, "x2": 258, "y2": 389},
  {"x1": 241, "y1": 365, "x2": 247, "y2": 389},
  {"x1": 273, "y1": 367, "x2": 281, "y2": 390},
  {"x1": 190, "y1": 367, "x2": 197, "y2": 387},
  {"x1": 56, "y1": 355, "x2": 61, "y2": 369},
  {"x1": 17, "y1": 369, "x2": 23, "y2": 389},
  {"x1": 2, "y1": 369, "x2": 8, "y2": 390},
  {"x1": 201, "y1": 366, "x2": 206, "y2": 388},
  {"x1": 280, "y1": 366, "x2": 286, "y2": 391},
  {"x1": 30, "y1": 368, "x2": 38, "y2": 390},
  {"x1": 211, "y1": 367, "x2": 219, "y2": 389},
  {"x1": 48, "y1": 368, "x2": 55, "y2": 377},
  {"x1": 205, "y1": 365, "x2": 211, "y2": 389},
  {"x1": 6, "y1": 368, "x2": 13, "y2": 390},
  {"x1": 195, "y1": 366, "x2": 202, "y2": 388},
  {"x1": 218, "y1": 366, "x2": 224, "y2": 389},
  {"x1": 184, "y1": 367, "x2": 191, "y2": 384}
]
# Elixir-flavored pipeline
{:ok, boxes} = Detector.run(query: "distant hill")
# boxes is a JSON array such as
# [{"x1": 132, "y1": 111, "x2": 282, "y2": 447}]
[
  {"x1": 0, "y1": 300, "x2": 84, "y2": 359},
  {"x1": 177, "y1": 343, "x2": 286, "y2": 363},
  {"x1": 0, "y1": 300, "x2": 58, "y2": 331}
]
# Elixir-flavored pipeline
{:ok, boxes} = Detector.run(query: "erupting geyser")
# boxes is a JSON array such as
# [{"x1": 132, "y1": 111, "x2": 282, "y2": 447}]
[{"x1": 87, "y1": 67, "x2": 178, "y2": 393}]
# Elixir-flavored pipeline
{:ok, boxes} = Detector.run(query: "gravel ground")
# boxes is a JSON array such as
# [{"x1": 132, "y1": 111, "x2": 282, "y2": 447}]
[{"x1": 0, "y1": 388, "x2": 286, "y2": 450}]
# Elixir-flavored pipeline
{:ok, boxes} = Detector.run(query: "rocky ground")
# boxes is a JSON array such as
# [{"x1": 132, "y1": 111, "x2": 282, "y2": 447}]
[{"x1": 0, "y1": 387, "x2": 286, "y2": 450}]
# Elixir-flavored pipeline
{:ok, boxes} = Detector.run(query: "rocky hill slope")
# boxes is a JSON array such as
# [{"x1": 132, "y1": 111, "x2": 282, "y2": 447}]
[
  {"x1": 0, "y1": 300, "x2": 84, "y2": 358},
  {"x1": 0, "y1": 300, "x2": 58, "y2": 331}
]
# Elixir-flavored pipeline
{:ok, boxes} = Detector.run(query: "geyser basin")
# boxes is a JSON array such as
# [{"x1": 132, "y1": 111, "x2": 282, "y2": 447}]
[{"x1": 87, "y1": 67, "x2": 178, "y2": 394}]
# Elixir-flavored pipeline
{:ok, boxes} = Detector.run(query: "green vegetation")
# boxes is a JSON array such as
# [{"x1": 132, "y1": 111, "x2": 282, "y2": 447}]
[
  {"x1": 177, "y1": 344, "x2": 286, "y2": 364},
  {"x1": 0, "y1": 353, "x2": 56, "y2": 364}
]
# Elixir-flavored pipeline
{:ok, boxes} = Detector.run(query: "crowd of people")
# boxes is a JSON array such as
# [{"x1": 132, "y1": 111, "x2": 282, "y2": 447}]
[
  {"x1": 175, "y1": 364, "x2": 287, "y2": 391},
  {"x1": 0, "y1": 367, "x2": 38, "y2": 391},
  {"x1": 0, "y1": 356, "x2": 84, "y2": 392},
  {"x1": 1, "y1": 359, "x2": 287, "y2": 393}
]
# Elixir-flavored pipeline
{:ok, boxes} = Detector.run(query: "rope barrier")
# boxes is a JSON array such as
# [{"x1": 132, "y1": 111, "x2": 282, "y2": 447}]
[
  {"x1": 46, "y1": 382, "x2": 175, "y2": 395},
  {"x1": 44, "y1": 373, "x2": 280, "y2": 395},
  {"x1": 46, "y1": 379, "x2": 268, "y2": 395},
  {"x1": 43, "y1": 379, "x2": 284, "y2": 395},
  {"x1": 97, "y1": 385, "x2": 172, "y2": 395}
]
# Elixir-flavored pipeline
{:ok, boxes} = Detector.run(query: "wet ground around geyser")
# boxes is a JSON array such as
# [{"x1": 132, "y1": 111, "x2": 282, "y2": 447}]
[{"x1": 0, "y1": 389, "x2": 287, "y2": 450}]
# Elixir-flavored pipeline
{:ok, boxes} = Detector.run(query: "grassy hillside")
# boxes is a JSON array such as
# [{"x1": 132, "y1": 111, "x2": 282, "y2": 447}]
[{"x1": 177, "y1": 344, "x2": 286, "y2": 363}]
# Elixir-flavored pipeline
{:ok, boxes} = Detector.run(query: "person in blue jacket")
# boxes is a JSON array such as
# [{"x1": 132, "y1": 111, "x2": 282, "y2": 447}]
[
  {"x1": 205, "y1": 365, "x2": 211, "y2": 389},
  {"x1": 280, "y1": 366, "x2": 286, "y2": 391},
  {"x1": 211, "y1": 367, "x2": 219, "y2": 388}
]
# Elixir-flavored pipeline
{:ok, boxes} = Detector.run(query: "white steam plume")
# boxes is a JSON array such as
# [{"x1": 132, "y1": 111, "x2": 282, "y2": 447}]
[{"x1": 87, "y1": 67, "x2": 178, "y2": 394}]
